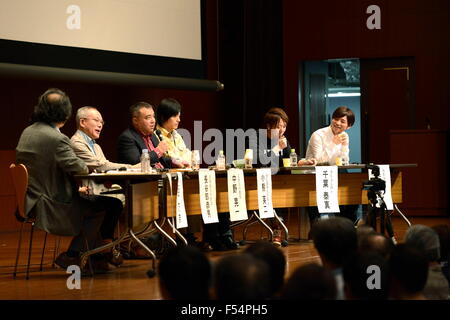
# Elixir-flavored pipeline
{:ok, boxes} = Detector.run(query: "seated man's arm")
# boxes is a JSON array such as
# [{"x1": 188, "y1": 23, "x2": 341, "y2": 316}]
[{"x1": 71, "y1": 139, "x2": 129, "y2": 172}]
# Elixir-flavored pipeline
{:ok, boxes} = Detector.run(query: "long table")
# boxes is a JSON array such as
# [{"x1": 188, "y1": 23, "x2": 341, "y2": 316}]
[{"x1": 75, "y1": 163, "x2": 415, "y2": 274}]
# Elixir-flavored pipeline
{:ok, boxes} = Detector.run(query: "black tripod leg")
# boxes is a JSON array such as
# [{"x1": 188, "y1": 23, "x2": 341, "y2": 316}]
[
  {"x1": 385, "y1": 212, "x2": 394, "y2": 238},
  {"x1": 380, "y1": 207, "x2": 385, "y2": 235},
  {"x1": 367, "y1": 205, "x2": 376, "y2": 231}
]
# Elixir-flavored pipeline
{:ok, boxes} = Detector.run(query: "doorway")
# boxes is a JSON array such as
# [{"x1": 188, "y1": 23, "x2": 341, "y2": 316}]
[{"x1": 302, "y1": 58, "x2": 362, "y2": 164}]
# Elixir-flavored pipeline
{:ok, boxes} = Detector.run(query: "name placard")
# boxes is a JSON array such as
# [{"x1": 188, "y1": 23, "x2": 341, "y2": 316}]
[
  {"x1": 369, "y1": 165, "x2": 394, "y2": 210},
  {"x1": 227, "y1": 169, "x2": 248, "y2": 222},
  {"x1": 256, "y1": 168, "x2": 274, "y2": 218},
  {"x1": 198, "y1": 169, "x2": 219, "y2": 224},
  {"x1": 315, "y1": 166, "x2": 340, "y2": 213},
  {"x1": 176, "y1": 172, "x2": 188, "y2": 228}
]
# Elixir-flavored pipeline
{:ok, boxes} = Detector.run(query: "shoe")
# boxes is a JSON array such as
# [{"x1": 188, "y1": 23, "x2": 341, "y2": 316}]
[
  {"x1": 272, "y1": 229, "x2": 282, "y2": 247},
  {"x1": 104, "y1": 248, "x2": 124, "y2": 266},
  {"x1": 55, "y1": 252, "x2": 80, "y2": 269},
  {"x1": 220, "y1": 235, "x2": 239, "y2": 250},
  {"x1": 83, "y1": 255, "x2": 111, "y2": 275},
  {"x1": 207, "y1": 237, "x2": 226, "y2": 251}
]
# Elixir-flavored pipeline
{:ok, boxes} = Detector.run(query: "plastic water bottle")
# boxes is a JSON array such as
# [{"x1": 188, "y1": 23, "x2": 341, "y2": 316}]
[
  {"x1": 140, "y1": 149, "x2": 151, "y2": 173},
  {"x1": 216, "y1": 150, "x2": 226, "y2": 170},
  {"x1": 244, "y1": 149, "x2": 253, "y2": 169},
  {"x1": 341, "y1": 146, "x2": 349, "y2": 166},
  {"x1": 289, "y1": 149, "x2": 297, "y2": 167}
]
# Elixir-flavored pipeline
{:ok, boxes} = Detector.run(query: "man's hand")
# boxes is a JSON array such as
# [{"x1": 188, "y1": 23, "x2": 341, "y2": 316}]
[
  {"x1": 157, "y1": 140, "x2": 169, "y2": 154},
  {"x1": 78, "y1": 186, "x2": 90, "y2": 195}
]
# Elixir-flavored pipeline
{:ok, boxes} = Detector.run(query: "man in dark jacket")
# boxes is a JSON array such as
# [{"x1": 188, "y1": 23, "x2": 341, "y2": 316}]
[{"x1": 117, "y1": 102, "x2": 171, "y2": 168}]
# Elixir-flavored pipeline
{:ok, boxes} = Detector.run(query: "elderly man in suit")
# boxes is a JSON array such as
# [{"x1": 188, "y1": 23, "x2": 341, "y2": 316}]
[
  {"x1": 117, "y1": 101, "x2": 170, "y2": 168},
  {"x1": 71, "y1": 106, "x2": 140, "y2": 266},
  {"x1": 16, "y1": 88, "x2": 110, "y2": 273}
]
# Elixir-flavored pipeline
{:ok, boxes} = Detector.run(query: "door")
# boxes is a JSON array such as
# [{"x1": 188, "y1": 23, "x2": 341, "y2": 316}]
[{"x1": 360, "y1": 58, "x2": 415, "y2": 163}]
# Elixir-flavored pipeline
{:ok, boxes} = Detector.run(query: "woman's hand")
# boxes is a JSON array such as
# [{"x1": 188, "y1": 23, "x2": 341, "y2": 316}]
[
  {"x1": 279, "y1": 136, "x2": 287, "y2": 150},
  {"x1": 298, "y1": 158, "x2": 317, "y2": 166},
  {"x1": 333, "y1": 133, "x2": 348, "y2": 145}
]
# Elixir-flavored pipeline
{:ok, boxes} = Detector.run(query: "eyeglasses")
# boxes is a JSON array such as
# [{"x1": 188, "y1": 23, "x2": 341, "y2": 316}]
[{"x1": 82, "y1": 118, "x2": 105, "y2": 125}]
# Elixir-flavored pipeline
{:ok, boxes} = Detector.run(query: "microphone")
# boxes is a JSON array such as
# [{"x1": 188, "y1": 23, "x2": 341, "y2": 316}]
[
  {"x1": 155, "y1": 129, "x2": 170, "y2": 158},
  {"x1": 155, "y1": 129, "x2": 163, "y2": 142}
]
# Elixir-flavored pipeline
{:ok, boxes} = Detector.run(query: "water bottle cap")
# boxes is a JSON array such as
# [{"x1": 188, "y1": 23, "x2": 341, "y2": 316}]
[
  {"x1": 291, "y1": 149, "x2": 295, "y2": 153},
  {"x1": 142, "y1": 149, "x2": 149, "y2": 153},
  {"x1": 219, "y1": 150, "x2": 224, "y2": 155}
]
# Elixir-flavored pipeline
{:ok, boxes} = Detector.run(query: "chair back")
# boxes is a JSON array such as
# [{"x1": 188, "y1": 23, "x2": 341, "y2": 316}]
[{"x1": 9, "y1": 164, "x2": 29, "y2": 221}]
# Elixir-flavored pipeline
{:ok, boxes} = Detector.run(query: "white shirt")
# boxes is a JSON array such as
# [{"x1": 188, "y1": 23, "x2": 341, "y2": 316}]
[{"x1": 305, "y1": 126, "x2": 350, "y2": 165}]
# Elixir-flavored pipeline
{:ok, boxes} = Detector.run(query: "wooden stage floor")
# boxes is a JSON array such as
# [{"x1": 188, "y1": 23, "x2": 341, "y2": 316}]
[{"x1": 0, "y1": 216, "x2": 449, "y2": 300}]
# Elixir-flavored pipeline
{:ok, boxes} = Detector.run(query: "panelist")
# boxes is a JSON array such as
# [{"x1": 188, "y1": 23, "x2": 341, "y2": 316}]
[
  {"x1": 16, "y1": 88, "x2": 110, "y2": 273},
  {"x1": 252, "y1": 107, "x2": 316, "y2": 168},
  {"x1": 117, "y1": 101, "x2": 171, "y2": 258},
  {"x1": 70, "y1": 106, "x2": 138, "y2": 266},
  {"x1": 117, "y1": 101, "x2": 171, "y2": 168},
  {"x1": 305, "y1": 106, "x2": 358, "y2": 224},
  {"x1": 156, "y1": 98, "x2": 237, "y2": 251},
  {"x1": 249, "y1": 107, "x2": 316, "y2": 245}
]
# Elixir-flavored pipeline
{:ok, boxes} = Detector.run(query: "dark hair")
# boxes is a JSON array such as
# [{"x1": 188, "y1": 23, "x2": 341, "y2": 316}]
[
  {"x1": 332, "y1": 106, "x2": 355, "y2": 127},
  {"x1": 311, "y1": 216, "x2": 357, "y2": 266},
  {"x1": 214, "y1": 253, "x2": 271, "y2": 300},
  {"x1": 129, "y1": 101, "x2": 153, "y2": 119},
  {"x1": 158, "y1": 246, "x2": 211, "y2": 300},
  {"x1": 244, "y1": 240, "x2": 286, "y2": 296},
  {"x1": 389, "y1": 244, "x2": 428, "y2": 295},
  {"x1": 156, "y1": 98, "x2": 182, "y2": 126},
  {"x1": 404, "y1": 224, "x2": 440, "y2": 262},
  {"x1": 281, "y1": 263, "x2": 337, "y2": 300},
  {"x1": 343, "y1": 252, "x2": 389, "y2": 300},
  {"x1": 431, "y1": 224, "x2": 449, "y2": 262},
  {"x1": 263, "y1": 107, "x2": 289, "y2": 129},
  {"x1": 359, "y1": 233, "x2": 394, "y2": 259},
  {"x1": 32, "y1": 88, "x2": 72, "y2": 124}
]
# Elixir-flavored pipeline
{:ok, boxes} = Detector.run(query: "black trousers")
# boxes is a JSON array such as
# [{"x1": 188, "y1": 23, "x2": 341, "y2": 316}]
[
  {"x1": 202, "y1": 213, "x2": 232, "y2": 242},
  {"x1": 69, "y1": 195, "x2": 123, "y2": 253}
]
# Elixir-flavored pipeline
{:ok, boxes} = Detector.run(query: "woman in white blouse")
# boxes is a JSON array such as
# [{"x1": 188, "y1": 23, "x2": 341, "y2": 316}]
[
  {"x1": 305, "y1": 106, "x2": 358, "y2": 225},
  {"x1": 305, "y1": 106, "x2": 355, "y2": 165}
]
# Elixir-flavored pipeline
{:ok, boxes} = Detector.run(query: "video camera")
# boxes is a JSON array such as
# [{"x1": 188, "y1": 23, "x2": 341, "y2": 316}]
[{"x1": 362, "y1": 164, "x2": 386, "y2": 193}]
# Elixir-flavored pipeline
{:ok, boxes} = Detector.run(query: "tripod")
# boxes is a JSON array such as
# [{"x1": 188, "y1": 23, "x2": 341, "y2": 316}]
[{"x1": 366, "y1": 189, "x2": 395, "y2": 240}]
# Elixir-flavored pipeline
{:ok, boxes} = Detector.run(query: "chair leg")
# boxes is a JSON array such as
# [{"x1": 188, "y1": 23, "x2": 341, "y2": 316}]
[
  {"x1": 13, "y1": 223, "x2": 25, "y2": 278},
  {"x1": 52, "y1": 236, "x2": 61, "y2": 268},
  {"x1": 26, "y1": 224, "x2": 35, "y2": 280},
  {"x1": 40, "y1": 232, "x2": 48, "y2": 271}
]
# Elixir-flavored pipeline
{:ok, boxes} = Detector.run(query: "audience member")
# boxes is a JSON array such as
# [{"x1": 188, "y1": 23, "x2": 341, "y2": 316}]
[
  {"x1": 281, "y1": 263, "x2": 336, "y2": 300},
  {"x1": 311, "y1": 216, "x2": 358, "y2": 299},
  {"x1": 244, "y1": 240, "x2": 286, "y2": 298},
  {"x1": 431, "y1": 224, "x2": 450, "y2": 285},
  {"x1": 404, "y1": 224, "x2": 450, "y2": 299},
  {"x1": 213, "y1": 253, "x2": 271, "y2": 300},
  {"x1": 389, "y1": 244, "x2": 428, "y2": 300},
  {"x1": 359, "y1": 232, "x2": 394, "y2": 259},
  {"x1": 16, "y1": 88, "x2": 109, "y2": 273},
  {"x1": 117, "y1": 101, "x2": 171, "y2": 168},
  {"x1": 343, "y1": 252, "x2": 389, "y2": 300},
  {"x1": 158, "y1": 246, "x2": 211, "y2": 300},
  {"x1": 356, "y1": 224, "x2": 375, "y2": 247}
]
